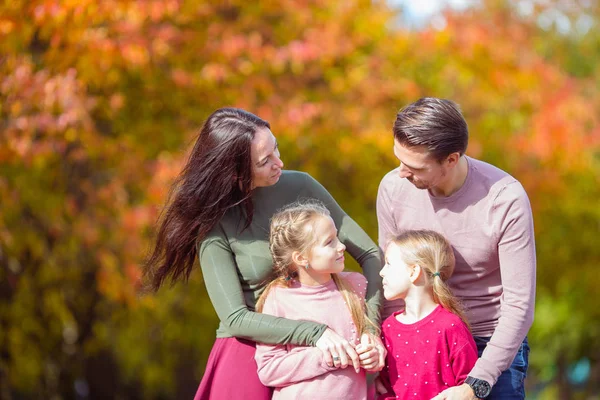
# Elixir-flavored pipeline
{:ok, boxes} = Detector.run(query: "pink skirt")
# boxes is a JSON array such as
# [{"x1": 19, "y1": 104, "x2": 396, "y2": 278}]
[{"x1": 194, "y1": 337, "x2": 273, "y2": 400}]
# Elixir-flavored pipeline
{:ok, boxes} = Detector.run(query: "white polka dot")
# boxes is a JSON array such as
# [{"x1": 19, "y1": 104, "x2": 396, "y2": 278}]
[
  {"x1": 431, "y1": 320, "x2": 434, "y2": 323},
  {"x1": 406, "y1": 363, "x2": 409, "y2": 366},
  {"x1": 454, "y1": 342, "x2": 456, "y2": 345},
  {"x1": 426, "y1": 340, "x2": 429, "y2": 343},
  {"x1": 425, "y1": 361, "x2": 427, "y2": 364},
  {"x1": 396, "y1": 355, "x2": 399, "y2": 358},
  {"x1": 414, "y1": 373, "x2": 417, "y2": 376},
  {"x1": 405, "y1": 341, "x2": 408, "y2": 344},
  {"x1": 405, "y1": 383, "x2": 408, "y2": 386},
  {"x1": 425, "y1": 382, "x2": 428, "y2": 384},
  {"x1": 414, "y1": 351, "x2": 417, "y2": 354},
  {"x1": 438, "y1": 330, "x2": 441, "y2": 334},
  {"x1": 416, "y1": 330, "x2": 419, "y2": 333},
  {"x1": 438, "y1": 351, "x2": 441, "y2": 353},
  {"x1": 452, "y1": 323, "x2": 454, "y2": 326},
  {"x1": 398, "y1": 334, "x2": 401, "y2": 337}
]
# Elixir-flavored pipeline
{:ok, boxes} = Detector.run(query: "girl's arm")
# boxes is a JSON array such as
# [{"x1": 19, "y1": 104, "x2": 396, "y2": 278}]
[
  {"x1": 449, "y1": 322, "x2": 479, "y2": 384},
  {"x1": 374, "y1": 328, "x2": 396, "y2": 399},
  {"x1": 254, "y1": 289, "x2": 337, "y2": 387},
  {"x1": 199, "y1": 227, "x2": 327, "y2": 346},
  {"x1": 303, "y1": 173, "x2": 384, "y2": 329}
]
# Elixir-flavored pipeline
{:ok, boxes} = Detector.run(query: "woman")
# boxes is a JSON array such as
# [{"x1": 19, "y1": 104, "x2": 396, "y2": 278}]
[{"x1": 144, "y1": 108, "x2": 385, "y2": 399}]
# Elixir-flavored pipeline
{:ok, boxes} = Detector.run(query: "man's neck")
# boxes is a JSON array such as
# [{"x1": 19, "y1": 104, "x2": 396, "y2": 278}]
[{"x1": 430, "y1": 156, "x2": 469, "y2": 197}]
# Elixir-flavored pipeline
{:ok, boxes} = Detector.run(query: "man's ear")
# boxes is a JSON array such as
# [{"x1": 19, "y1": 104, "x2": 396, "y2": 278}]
[
  {"x1": 292, "y1": 250, "x2": 308, "y2": 269},
  {"x1": 445, "y1": 152, "x2": 461, "y2": 168}
]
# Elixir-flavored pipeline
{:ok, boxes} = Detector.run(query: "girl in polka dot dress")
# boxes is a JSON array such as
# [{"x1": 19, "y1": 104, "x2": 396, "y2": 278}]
[
  {"x1": 375, "y1": 230, "x2": 477, "y2": 400},
  {"x1": 254, "y1": 200, "x2": 382, "y2": 399}
]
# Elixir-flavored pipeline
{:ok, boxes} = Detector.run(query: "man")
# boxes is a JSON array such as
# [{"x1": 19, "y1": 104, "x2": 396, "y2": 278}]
[{"x1": 376, "y1": 97, "x2": 535, "y2": 399}]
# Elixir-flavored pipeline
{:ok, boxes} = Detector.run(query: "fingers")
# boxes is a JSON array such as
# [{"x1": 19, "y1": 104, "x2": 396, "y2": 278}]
[
  {"x1": 334, "y1": 342, "x2": 350, "y2": 369},
  {"x1": 315, "y1": 328, "x2": 357, "y2": 371},
  {"x1": 361, "y1": 332, "x2": 372, "y2": 345}
]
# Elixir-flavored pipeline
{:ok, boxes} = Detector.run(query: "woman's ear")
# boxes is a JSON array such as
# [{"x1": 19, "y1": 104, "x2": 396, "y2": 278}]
[{"x1": 292, "y1": 250, "x2": 308, "y2": 269}]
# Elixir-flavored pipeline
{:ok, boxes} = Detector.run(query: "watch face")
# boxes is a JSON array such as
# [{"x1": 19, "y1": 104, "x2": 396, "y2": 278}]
[
  {"x1": 466, "y1": 377, "x2": 491, "y2": 399},
  {"x1": 474, "y1": 380, "x2": 491, "y2": 398}
]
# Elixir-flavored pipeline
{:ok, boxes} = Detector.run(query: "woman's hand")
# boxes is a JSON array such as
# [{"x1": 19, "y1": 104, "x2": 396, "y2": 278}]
[
  {"x1": 315, "y1": 328, "x2": 361, "y2": 373},
  {"x1": 356, "y1": 333, "x2": 386, "y2": 372}
]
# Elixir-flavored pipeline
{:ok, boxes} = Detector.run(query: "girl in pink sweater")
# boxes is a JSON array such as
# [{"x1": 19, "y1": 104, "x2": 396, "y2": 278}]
[
  {"x1": 254, "y1": 200, "x2": 380, "y2": 399},
  {"x1": 376, "y1": 230, "x2": 478, "y2": 400}
]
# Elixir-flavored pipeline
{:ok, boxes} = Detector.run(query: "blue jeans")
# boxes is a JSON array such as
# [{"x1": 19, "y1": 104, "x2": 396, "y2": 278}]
[{"x1": 474, "y1": 336, "x2": 530, "y2": 399}]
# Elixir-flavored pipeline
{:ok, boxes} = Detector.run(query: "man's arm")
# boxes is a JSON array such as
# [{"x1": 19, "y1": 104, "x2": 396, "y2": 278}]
[{"x1": 469, "y1": 181, "x2": 536, "y2": 385}]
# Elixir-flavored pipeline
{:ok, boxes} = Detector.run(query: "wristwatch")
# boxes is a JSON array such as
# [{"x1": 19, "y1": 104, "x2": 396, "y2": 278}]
[{"x1": 465, "y1": 376, "x2": 492, "y2": 399}]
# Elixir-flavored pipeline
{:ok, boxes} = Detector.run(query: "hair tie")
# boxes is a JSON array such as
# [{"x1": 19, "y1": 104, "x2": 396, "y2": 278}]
[{"x1": 432, "y1": 272, "x2": 441, "y2": 278}]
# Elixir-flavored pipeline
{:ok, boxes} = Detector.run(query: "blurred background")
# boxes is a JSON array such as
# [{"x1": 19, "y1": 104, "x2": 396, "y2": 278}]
[{"x1": 1, "y1": 0, "x2": 599, "y2": 398}]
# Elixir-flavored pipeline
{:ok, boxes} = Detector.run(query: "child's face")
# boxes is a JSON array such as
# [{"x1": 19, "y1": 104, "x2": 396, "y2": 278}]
[
  {"x1": 305, "y1": 216, "x2": 346, "y2": 279},
  {"x1": 380, "y1": 242, "x2": 413, "y2": 300}
]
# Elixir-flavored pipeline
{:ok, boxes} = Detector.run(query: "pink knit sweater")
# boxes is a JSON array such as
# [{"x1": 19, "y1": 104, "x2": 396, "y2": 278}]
[{"x1": 255, "y1": 272, "x2": 367, "y2": 399}]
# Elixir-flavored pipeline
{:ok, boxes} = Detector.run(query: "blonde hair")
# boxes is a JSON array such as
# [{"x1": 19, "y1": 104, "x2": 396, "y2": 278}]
[
  {"x1": 256, "y1": 199, "x2": 377, "y2": 335},
  {"x1": 389, "y1": 230, "x2": 469, "y2": 329}
]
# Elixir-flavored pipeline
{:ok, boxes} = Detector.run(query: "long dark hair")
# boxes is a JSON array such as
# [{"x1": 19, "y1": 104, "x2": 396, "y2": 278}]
[{"x1": 144, "y1": 108, "x2": 270, "y2": 291}]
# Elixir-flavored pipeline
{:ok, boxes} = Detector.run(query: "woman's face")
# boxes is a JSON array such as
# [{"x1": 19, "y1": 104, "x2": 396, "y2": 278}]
[{"x1": 250, "y1": 127, "x2": 284, "y2": 188}]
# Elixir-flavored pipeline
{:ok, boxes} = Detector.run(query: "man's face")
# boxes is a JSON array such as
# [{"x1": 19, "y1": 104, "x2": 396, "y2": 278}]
[{"x1": 393, "y1": 140, "x2": 448, "y2": 191}]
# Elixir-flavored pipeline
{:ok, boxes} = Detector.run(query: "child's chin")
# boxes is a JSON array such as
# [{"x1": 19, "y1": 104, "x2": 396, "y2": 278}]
[{"x1": 383, "y1": 291, "x2": 398, "y2": 300}]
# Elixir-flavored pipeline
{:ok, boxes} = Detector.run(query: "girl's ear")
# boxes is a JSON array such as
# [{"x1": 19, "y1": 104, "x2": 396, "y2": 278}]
[
  {"x1": 410, "y1": 264, "x2": 423, "y2": 283},
  {"x1": 292, "y1": 250, "x2": 308, "y2": 268}
]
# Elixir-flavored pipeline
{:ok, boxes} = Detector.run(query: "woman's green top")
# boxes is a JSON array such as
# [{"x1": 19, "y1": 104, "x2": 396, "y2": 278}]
[{"x1": 199, "y1": 170, "x2": 383, "y2": 346}]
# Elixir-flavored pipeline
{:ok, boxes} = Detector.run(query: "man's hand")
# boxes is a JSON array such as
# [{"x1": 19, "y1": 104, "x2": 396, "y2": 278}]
[{"x1": 430, "y1": 383, "x2": 476, "y2": 400}]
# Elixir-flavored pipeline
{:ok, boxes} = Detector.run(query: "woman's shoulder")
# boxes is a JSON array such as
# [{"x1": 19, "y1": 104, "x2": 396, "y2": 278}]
[{"x1": 277, "y1": 170, "x2": 313, "y2": 187}]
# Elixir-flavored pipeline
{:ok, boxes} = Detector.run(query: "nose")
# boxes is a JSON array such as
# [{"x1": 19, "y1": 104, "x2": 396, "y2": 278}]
[
  {"x1": 379, "y1": 264, "x2": 387, "y2": 278},
  {"x1": 338, "y1": 242, "x2": 346, "y2": 253},
  {"x1": 273, "y1": 154, "x2": 284, "y2": 169},
  {"x1": 398, "y1": 163, "x2": 411, "y2": 178}
]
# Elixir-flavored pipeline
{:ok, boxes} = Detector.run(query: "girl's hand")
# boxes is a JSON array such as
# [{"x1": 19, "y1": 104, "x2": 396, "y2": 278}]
[
  {"x1": 356, "y1": 333, "x2": 386, "y2": 372},
  {"x1": 315, "y1": 328, "x2": 361, "y2": 373}
]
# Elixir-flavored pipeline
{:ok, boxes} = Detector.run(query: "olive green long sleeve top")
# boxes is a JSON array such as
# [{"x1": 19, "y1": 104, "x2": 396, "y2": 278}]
[{"x1": 199, "y1": 170, "x2": 383, "y2": 346}]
